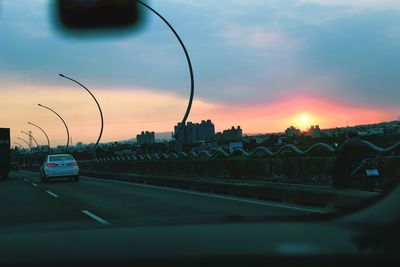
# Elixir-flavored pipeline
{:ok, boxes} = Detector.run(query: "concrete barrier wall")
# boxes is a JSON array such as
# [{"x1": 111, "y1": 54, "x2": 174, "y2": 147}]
[{"x1": 79, "y1": 156, "x2": 400, "y2": 188}]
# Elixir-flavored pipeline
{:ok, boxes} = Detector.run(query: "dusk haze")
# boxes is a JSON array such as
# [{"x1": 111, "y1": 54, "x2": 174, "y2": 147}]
[{"x1": 0, "y1": 0, "x2": 399, "y2": 146}]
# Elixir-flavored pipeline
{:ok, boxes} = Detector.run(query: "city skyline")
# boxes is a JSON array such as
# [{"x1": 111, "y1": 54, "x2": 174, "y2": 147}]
[
  {"x1": 4, "y1": 85, "x2": 398, "y2": 146},
  {"x1": 15, "y1": 117, "x2": 398, "y2": 150},
  {"x1": 1, "y1": 0, "x2": 400, "y2": 146}
]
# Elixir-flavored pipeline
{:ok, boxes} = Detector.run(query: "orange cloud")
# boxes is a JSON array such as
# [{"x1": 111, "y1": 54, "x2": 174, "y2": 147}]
[
  {"x1": 0, "y1": 84, "x2": 395, "y2": 147},
  {"x1": 210, "y1": 96, "x2": 395, "y2": 133},
  {"x1": 0, "y1": 84, "x2": 218, "y2": 146}
]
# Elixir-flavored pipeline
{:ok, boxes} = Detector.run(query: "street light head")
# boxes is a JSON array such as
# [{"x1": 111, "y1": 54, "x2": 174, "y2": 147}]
[
  {"x1": 38, "y1": 104, "x2": 42, "y2": 106},
  {"x1": 59, "y1": 73, "x2": 65, "y2": 77}
]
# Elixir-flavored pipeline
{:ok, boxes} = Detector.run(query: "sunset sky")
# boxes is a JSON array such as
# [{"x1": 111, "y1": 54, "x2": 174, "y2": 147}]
[{"x1": 1, "y1": 0, "x2": 400, "y2": 146}]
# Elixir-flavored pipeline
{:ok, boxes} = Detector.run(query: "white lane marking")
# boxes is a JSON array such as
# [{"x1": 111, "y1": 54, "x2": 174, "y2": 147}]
[
  {"x1": 46, "y1": 191, "x2": 59, "y2": 198},
  {"x1": 23, "y1": 178, "x2": 28, "y2": 182},
  {"x1": 81, "y1": 210, "x2": 110, "y2": 225},
  {"x1": 81, "y1": 176, "x2": 328, "y2": 214},
  {"x1": 31, "y1": 183, "x2": 38, "y2": 187}
]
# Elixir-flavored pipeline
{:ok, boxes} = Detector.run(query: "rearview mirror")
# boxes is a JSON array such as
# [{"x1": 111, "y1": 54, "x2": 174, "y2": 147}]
[{"x1": 56, "y1": 0, "x2": 141, "y2": 30}]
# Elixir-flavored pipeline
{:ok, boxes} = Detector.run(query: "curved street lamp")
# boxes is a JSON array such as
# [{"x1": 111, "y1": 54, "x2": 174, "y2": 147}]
[
  {"x1": 58, "y1": 74, "x2": 103, "y2": 152},
  {"x1": 28, "y1": 122, "x2": 51, "y2": 153},
  {"x1": 38, "y1": 104, "x2": 70, "y2": 150},
  {"x1": 17, "y1": 137, "x2": 33, "y2": 167},
  {"x1": 136, "y1": 0, "x2": 194, "y2": 138},
  {"x1": 21, "y1": 131, "x2": 39, "y2": 150},
  {"x1": 13, "y1": 142, "x2": 25, "y2": 150},
  {"x1": 17, "y1": 137, "x2": 32, "y2": 150}
]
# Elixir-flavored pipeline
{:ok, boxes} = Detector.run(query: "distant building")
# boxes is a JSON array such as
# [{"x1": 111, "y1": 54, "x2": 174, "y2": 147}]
[
  {"x1": 243, "y1": 134, "x2": 270, "y2": 144},
  {"x1": 285, "y1": 126, "x2": 301, "y2": 137},
  {"x1": 308, "y1": 125, "x2": 321, "y2": 138},
  {"x1": 198, "y1": 120, "x2": 215, "y2": 141},
  {"x1": 215, "y1": 126, "x2": 243, "y2": 143},
  {"x1": 137, "y1": 131, "x2": 155, "y2": 145},
  {"x1": 55, "y1": 145, "x2": 66, "y2": 152},
  {"x1": 223, "y1": 126, "x2": 243, "y2": 142},
  {"x1": 228, "y1": 141, "x2": 243, "y2": 153},
  {"x1": 76, "y1": 142, "x2": 84, "y2": 149},
  {"x1": 174, "y1": 120, "x2": 215, "y2": 146},
  {"x1": 39, "y1": 145, "x2": 50, "y2": 151}
]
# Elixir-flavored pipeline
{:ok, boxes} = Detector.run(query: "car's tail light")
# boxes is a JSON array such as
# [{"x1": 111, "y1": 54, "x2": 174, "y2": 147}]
[
  {"x1": 67, "y1": 162, "x2": 78, "y2": 166},
  {"x1": 47, "y1": 163, "x2": 59, "y2": 167}
]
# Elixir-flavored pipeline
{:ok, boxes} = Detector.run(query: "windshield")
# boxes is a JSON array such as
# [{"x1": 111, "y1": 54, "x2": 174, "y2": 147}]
[
  {"x1": 49, "y1": 155, "x2": 74, "y2": 162},
  {"x1": 0, "y1": 0, "x2": 399, "y2": 229}
]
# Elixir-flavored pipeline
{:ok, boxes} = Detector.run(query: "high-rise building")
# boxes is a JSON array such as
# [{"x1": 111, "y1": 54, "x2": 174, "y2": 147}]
[
  {"x1": 221, "y1": 126, "x2": 243, "y2": 142},
  {"x1": 199, "y1": 120, "x2": 215, "y2": 141},
  {"x1": 136, "y1": 131, "x2": 155, "y2": 145},
  {"x1": 174, "y1": 120, "x2": 215, "y2": 146},
  {"x1": 285, "y1": 126, "x2": 301, "y2": 137},
  {"x1": 308, "y1": 125, "x2": 321, "y2": 138},
  {"x1": 214, "y1": 126, "x2": 243, "y2": 143}
]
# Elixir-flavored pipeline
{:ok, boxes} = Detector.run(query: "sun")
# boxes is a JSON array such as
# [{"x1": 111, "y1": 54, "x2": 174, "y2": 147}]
[{"x1": 299, "y1": 114, "x2": 310, "y2": 124}]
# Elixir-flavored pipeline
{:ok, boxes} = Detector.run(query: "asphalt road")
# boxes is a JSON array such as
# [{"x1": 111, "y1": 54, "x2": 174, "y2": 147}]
[{"x1": 0, "y1": 170, "x2": 328, "y2": 228}]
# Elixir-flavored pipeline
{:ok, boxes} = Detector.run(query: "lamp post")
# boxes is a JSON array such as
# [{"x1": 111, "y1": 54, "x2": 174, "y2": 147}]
[
  {"x1": 38, "y1": 104, "x2": 70, "y2": 150},
  {"x1": 58, "y1": 74, "x2": 103, "y2": 158},
  {"x1": 21, "y1": 131, "x2": 39, "y2": 151},
  {"x1": 17, "y1": 137, "x2": 32, "y2": 150},
  {"x1": 17, "y1": 137, "x2": 32, "y2": 167},
  {"x1": 136, "y1": 0, "x2": 194, "y2": 150},
  {"x1": 13, "y1": 142, "x2": 26, "y2": 167},
  {"x1": 28, "y1": 122, "x2": 51, "y2": 154},
  {"x1": 13, "y1": 142, "x2": 25, "y2": 150}
]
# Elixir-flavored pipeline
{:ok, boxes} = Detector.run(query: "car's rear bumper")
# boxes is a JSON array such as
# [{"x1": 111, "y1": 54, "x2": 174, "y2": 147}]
[{"x1": 45, "y1": 168, "x2": 79, "y2": 178}]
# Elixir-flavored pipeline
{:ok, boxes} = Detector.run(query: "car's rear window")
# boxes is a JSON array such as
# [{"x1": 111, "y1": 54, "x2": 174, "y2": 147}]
[{"x1": 49, "y1": 155, "x2": 74, "y2": 162}]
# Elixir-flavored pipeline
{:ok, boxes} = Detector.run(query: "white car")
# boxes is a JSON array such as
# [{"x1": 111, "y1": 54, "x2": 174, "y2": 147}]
[{"x1": 40, "y1": 154, "x2": 79, "y2": 182}]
